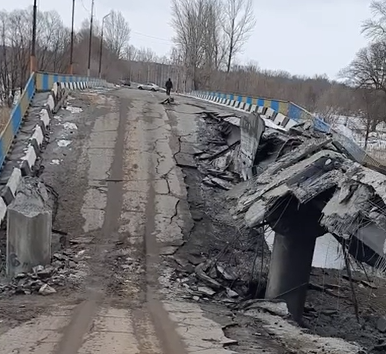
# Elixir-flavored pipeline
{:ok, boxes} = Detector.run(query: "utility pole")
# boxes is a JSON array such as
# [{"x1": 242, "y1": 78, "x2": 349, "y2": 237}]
[
  {"x1": 30, "y1": 0, "x2": 38, "y2": 73},
  {"x1": 69, "y1": 0, "x2": 75, "y2": 74},
  {"x1": 98, "y1": 13, "x2": 111, "y2": 79},
  {"x1": 87, "y1": 0, "x2": 94, "y2": 78}
]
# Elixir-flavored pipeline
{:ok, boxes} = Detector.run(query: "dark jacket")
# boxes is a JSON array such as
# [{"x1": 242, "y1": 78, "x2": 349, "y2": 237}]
[{"x1": 165, "y1": 79, "x2": 173, "y2": 89}]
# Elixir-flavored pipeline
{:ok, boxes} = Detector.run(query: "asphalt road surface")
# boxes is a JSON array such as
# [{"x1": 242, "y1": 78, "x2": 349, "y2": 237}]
[
  {"x1": 0, "y1": 87, "x2": 360, "y2": 354},
  {"x1": 0, "y1": 88, "x2": 237, "y2": 354}
]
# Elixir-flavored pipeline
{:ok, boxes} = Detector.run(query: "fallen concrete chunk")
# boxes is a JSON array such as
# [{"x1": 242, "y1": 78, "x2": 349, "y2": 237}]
[
  {"x1": 38, "y1": 283, "x2": 56, "y2": 295},
  {"x1": 197, "y1": 286, "x2": 216, "y2": 296},
  {"x1": 175, "y1": 152, "x2": 197, "y2": 168},
  {"x1": 195, "y1": 262, "x2": 222, "y2": 290},
  {"x1": 211, "y1": 177, "x2": 233, "y2": 190},
  {"x1": 245, "y1": 300, "x2": 289, "y2": 317},
  {"x1": 376, "y1": 316, "x2": 386, "y2": 333},
  {"x1": 226, "y1": 288, "x2": 239, "y2": 298}
]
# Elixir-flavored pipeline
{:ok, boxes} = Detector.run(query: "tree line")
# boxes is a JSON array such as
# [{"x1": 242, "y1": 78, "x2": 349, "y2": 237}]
[
  {"x1": 3, "y1": 0, "x2": 386, "y2": 150},
  {"x1": 169, "y1": 0, "x2": 386, "y2": 149},
  {"x1": 340, "y1": 0, "x2": 386, "y2": 147},
  {"x1": 0, "y1": 6, "x2": 168, "y2": 107},
  {"x1": 169, "y1": 0, "x2": 361, "y2": 121}
]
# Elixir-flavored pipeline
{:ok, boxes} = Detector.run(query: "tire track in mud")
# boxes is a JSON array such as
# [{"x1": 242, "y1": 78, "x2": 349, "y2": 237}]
[{"x1": 53, "y1": 98, "x2": 128, "y2": 354}]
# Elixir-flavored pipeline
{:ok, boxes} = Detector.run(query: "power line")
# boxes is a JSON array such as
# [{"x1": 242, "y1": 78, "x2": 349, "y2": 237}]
[
  {"x1": 80, "y1": 0, "x2": 89, "y2": 14},
  {"x1": 131, "y1": 31, "x2": 173, "y2": 44}
]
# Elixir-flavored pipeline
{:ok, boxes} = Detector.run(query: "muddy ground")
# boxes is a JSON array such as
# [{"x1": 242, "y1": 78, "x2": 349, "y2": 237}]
[{"x1": 0, "y1": 89, "x2": 384, "y2": 353}]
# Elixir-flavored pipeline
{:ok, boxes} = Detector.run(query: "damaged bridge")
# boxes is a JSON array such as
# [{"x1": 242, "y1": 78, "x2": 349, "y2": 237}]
[{"x1": 202, "y1": 110, "x2": 386, "y2": 323}]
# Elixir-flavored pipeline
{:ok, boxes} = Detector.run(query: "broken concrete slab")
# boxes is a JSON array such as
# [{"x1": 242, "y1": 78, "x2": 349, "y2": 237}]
[
  {"x1": 239, "y1": 112, "x2": 265, "y2": 180},
  {"x1": 377, "y1": 317, "x2": 386, "y2": 333},
  {"x1": 38, "y1": 283, "x2": 56, "y2": 295},
  {"x1": 175, "y1": 152, "x2": 197, "y2": 168},
  {"x1": 7, "y1": 178, "x2": 53, "y2": 278}
]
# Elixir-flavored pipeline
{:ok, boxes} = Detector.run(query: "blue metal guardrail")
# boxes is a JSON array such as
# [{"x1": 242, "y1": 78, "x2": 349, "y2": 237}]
[
  {"x1": 192, "y1": 90, "x2": 383, "y2": 168},
  {"x1": 35, "y1": 72, "x2": 96, "y2": 91},
  {"x1": 0, "y1": 72, "x2": 107, "y2": 170},
  {"x1": 0, "y1": 73, "x2": 36, "y2": 168}
]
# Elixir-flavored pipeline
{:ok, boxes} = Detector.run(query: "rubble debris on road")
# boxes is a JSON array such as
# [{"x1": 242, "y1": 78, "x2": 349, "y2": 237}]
[
  {"x1": 0, "y1": 249, "x2": 89, "y2": 296},
  {"x1": 38, "y1": 283, "x2": 56, "y2": 295}
]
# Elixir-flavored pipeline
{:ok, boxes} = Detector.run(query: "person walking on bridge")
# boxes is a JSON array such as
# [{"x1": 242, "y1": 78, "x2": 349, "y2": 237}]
[{"x1": 165, "y1": 78, "x2": 173, "y2": 96}]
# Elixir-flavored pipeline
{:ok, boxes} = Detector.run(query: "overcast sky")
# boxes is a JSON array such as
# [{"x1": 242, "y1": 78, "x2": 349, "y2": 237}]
[{"x1": 2, "y1": 0, "x2": 373, "y2": 78}]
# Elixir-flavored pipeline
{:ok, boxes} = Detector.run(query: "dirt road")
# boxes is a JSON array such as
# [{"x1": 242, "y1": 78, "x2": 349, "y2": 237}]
[{"x1": 0, "y1": 88, "x2": 236, "y2": 354}]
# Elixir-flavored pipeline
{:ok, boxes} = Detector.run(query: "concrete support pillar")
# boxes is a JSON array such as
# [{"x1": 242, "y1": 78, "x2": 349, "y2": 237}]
[
  {"x1": 6, "y1": 178, "x2": 52, "y2": 278},
  {"x1": 265, "y1": 232, "x2": 316, "y2": 323}
]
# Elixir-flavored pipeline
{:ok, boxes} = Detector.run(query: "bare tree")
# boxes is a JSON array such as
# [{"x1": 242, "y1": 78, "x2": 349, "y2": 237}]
[
  {"x1": 123, "y1": 44, "x2": 138, "y2": 61},
  {"x1": 314, "y1": 85, "x2": 349, "y2": 124},
  {"x1": 171, "y1": 0, "x2": 208, "y2": 89},
  {"x1": 171, "y1": 0, "x2": 231, "y2": 89},
  {"x1": 362, "y1": 0, "x2": 386, "y2": 41},
  {"x1": 360, "y1": 89, "x2": 386, "y2": 148},
  {"x1": 104, "y1": 10, "x2": 130, "y2": 59},
  {"x1": 136, "y1": 47, "x2": 157, "y2": 62},
  {"x1": 7, "y1": 9, "x2": 30, "y2": 93},
  {"x1": 340, "y1": 41, "x2": 386, "y2": 95},
  {"x1": 222, "y1": 0, "x2": 256, "y2": 72},
  {"x1": 0, "y1": 11, "x2": 10, "y2": 106},
  {"x1": 37, "y1": 10, "x2": 70, "y2": 72}
]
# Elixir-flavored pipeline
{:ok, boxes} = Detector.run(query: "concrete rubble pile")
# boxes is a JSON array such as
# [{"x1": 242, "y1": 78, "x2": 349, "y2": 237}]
[
  {"x1": 0, "y1": 177, "x2": 90, "y2": 295},
  {"x1": 0, "y1": 251, "x2": 86, "y2": 295},
  {"x1": 231, "y1": 120, "x2": 386, "y2": 269},
  {"x1": 170, "y1": 109, "x2": 385, "y2": 353},
  {"x1": 196, "y1": 110, "x2": 386, "y2": 269}
]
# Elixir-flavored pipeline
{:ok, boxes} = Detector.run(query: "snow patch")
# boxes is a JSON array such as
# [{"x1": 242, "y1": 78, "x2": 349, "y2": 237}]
[
  {"x1": 57, "y1": 140, "x2": 71, "y2": 147},
  {"x1": 245, "y1": 310, "x2": 361, "y2": 353},
  {"x1": 265, "y1": 230, "x2": 345, "y2": 270},
  {"x1": 63, "y1": 122, "x2": 78, "y2": 130},
  {"x1": 66, "y1": 106, "x2": 83, "y2": 114}
]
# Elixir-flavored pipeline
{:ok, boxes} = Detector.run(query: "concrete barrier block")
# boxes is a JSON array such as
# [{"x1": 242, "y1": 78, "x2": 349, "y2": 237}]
[
  {"x1": 266, "y1": 107, "x2": 275, "y2": 118},
  {"x1": 52, "y1": 83, "x2": 58, "y2": 98},
  {"x1": 0, "y1": 197, "x2": 6, "y2": 224},
  {"x1": 6, "y1": 168, "x2": 21, "y2": 199},
  {"x1": 2, "y1": 168, "x2": 22, "y2": 205},
  {"x1": 274, "y1": 113, "x2": 286, "y2": 126},
  {"x1": 29, "y1": 139, "x2": 41, "y2": 157},
  {"x1": 47, "y1": 94, "x2": 55, "y2": 111},
  {"x1": 21, "y1": 144, "x2": 37, "y2": 175},
  {"x1": 286, "y1": 119, "x2": 299, "y2": 129},
  {"x1": 39, "y1": 108, "x2": 50, "y2": 128},
  {"x1": 7, "y1": 178, "x2": 52, "y2": 277},
  {"x1": 30, "y1": 125, "x2": 44, "y2": 147}
]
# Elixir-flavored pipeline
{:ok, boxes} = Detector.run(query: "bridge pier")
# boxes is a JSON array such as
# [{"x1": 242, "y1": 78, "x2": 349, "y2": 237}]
[{"x1": 265, "y1": 231, "x2": 317, "y2": 323}]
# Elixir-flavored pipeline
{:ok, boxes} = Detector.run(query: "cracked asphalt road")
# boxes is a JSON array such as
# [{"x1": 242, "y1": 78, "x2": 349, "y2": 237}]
[{"x1": 0, "y1": 88, "x2": 237, "y2": 354}]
